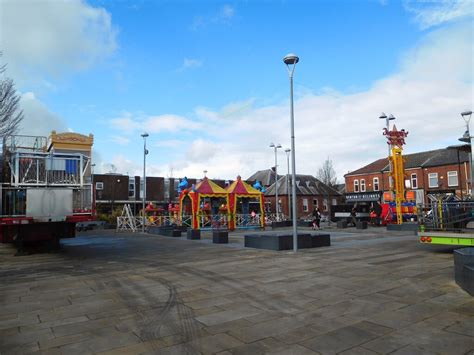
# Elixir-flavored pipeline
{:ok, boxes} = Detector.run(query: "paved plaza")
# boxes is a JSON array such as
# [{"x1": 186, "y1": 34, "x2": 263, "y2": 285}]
[{"x1": 0, "y1": 227, "x2": 473, "y2": 354}]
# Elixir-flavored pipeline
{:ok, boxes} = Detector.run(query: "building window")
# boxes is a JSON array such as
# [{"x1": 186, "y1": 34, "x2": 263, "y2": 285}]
[
  {"x1": 389, "y1": 176, "x2": 394, "y2": 188},
  {"x1": 354, "y1": 180, "x2": 359, "y2": 192},
  {"x1": 332, "y1": 198, "x2": 337, "y2": 206},
  {"x1": 373, "y1": 177, "x2": 379, "y2": 191},
  {"x1": 411, "y1": 173, "x2": 417, "y2": 189},
  {"x1": 95, "y1": 182, "x2": 104, "y2": 190},
  {"x1": 447, "y1": 171, "x2": 458, "y2": 187},
  {"x1": 313, "y1": 199, "x2": 318, "y2": 207},
  {"x1": 323, "y1": 199, "x2": 328, "y2": 211},
  {"x1": 303, "y1": 199, "x2": 308, "y2": 212},
  {"x1": 128, "y1": 181, "x2": 135, "y2": 198},
  {"x1": 428, "y1": 173, "x2": 438, "y2": 188},
  {"x1": 360, "y1": 179, "x2": 366, "y2": 192}
]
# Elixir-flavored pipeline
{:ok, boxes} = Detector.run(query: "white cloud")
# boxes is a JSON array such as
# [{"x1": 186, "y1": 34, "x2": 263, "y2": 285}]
[
  {"x1": 178, "y1": 58, "x2": 203, "y2": 71},
  {"x1": 191, "y1": 4, "x2": 235, "y2": 30},
  {"x1": 110, "y1": 135, "x2": 130, "y2": 146},
  {"x1": 1, "y1": 0, "x2": 117, "y2": 85},
  {"x1": 18, "y1": 92, "x2": 68, "y2": 136},
  {"x1": 140, "y1": 21, "x2": 472, "y2": 181},
  {"x1": 404, "y1": 0, "x2": 473, "y2": 29},
  {"x1": 109, "y1": 113, "x2": 201, "y2": 135}
]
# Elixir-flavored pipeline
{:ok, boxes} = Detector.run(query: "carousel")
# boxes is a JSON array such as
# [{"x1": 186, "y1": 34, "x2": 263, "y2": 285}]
[
  {"x1": 226, "y1": 176, "x2": 265, "y2": 229},
  {"x1": 178, "y1": 176, "x2": 265, "y2": 230},
  {"x1": 179, "y1": 177, "x2": 230, "y2": 230}
]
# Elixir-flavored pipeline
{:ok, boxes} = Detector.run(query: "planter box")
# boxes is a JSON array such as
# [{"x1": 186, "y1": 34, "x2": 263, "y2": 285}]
[
  {"x1": 213, "y1": 229, "x2": 228, "y2": 244},
  {"x1": 454, "y1": 247, "x2": 474, "y2": 295},
  {"x1": 187, "y1": 229, "x2": 201, "y2": 240},
  {"x1": 271, "y1": 221, "x2": 292, "y2": 229},
  {"x1": 356, "y1": 221, "x2": 368, "y2": 229},
  {"x1": 244, "y1": 233, "x2": 321, "y2": 251},
  {"x1": 311, "y1": 233, "x2": 331, "y2": 247},
  {"x1": 148, "y1": 226, "x2": 181, "y2": 237}
]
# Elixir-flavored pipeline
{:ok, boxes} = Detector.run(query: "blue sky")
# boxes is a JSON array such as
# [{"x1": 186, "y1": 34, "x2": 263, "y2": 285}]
[{"x1": 1, "y1": 0, "x2": 472, "y2": 180}]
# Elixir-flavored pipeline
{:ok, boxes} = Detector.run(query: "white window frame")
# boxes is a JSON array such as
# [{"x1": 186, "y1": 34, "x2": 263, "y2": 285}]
[
  {"x1": 447, "y1": 171, "x2": 458, "y2": 187},
  {"x1": 360, "y1": 179, "x2": 366, "y2": 192},
  {"x1": 303, "y1": 198, "x2": 308, "y2": 212},
  {"x1": 428, "y1": 173, "x2": 438, "y2": 188},
  {"x1": 411, "y1": 173, "x2": 418, "y2": 189},
  {"x1": 332, "y1": 198, "x2": 337, "y2": 206},
  {"x1": 128, "y1": 181, "x2": 135, "y2": 198},
  {"x1": 323, "y1": 199, "x2": 328, "y2": 211},
  {"x1": 354, "y1": 179, "x2": 359, "y2": 192},
  {"x1": 373, "y1": 177, "x2": 379, "y2": 192},
  {"x1": 95, "y1": 182, "x2": 104, "y2": 190}
]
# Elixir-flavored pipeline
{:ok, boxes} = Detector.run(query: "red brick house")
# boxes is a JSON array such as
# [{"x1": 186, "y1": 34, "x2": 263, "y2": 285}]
[
  {"x1": 344, "y1": 146, "x2": 471, "y2": 205},
  {"x1": 248, "y1": 169, "x2": 343, "y2": 218}
]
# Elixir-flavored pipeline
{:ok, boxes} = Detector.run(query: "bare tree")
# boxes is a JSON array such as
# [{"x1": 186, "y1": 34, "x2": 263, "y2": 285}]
[
  {"x1": 317, "y1": 157, "x2": 338, "y2": 188},
  {"x1": 0, "y1": 54, "x2": 23, "y2": 137},
  {"x1": 317, "y1": 157, "x2": 338, "y2": 221}
]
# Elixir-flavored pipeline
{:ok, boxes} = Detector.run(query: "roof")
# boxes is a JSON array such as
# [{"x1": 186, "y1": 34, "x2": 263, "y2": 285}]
[
  {"x1": 226, "y1": 176, "x2": 262, "y2": 195},
  {"x1": 194, "y1": 177, "x2": 228, "y2": 194},
  {"x1": 265, "y1": 174, "x2": 342, "y2": 196},
  {"x1": 247, "y1": 169, "x2": 281, "y2": 186},
  {"x1": 345, "y1": 147, "x2": 471, "y2": 176}
]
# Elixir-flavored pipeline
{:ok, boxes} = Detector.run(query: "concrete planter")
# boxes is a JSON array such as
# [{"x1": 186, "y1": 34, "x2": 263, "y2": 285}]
[
  {"x1": 454, "y1": 248, "x2": 474, "y2": 295},
  {"x1": 212, "y1": 229, "x2": 228, "y2": 244},
  {"x1": 311, "y1": 233, "x2": 331, "y2": 247},
  {"x1": 244, "y1": 233, "x2": 327, "y2": 251},
  {"x1": 187, "y1": 229, "x2": 201, "y2": 240}
]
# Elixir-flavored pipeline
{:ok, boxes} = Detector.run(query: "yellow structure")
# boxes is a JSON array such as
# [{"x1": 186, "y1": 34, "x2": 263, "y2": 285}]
[
  {"x1": 47, "y1": 131, "x2": 94, "y2": 154},
  {"x1": 391, "y1": 147, "x2": 405, "y2": 224}
]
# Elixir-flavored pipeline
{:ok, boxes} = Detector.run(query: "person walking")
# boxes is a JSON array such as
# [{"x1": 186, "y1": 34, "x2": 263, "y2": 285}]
[
  {"x1": 350, "y1": 207, "x2": 357, "y2": 227},
  {"x1": 312, "y1": 207, "x2": 321, "y2": 230}
]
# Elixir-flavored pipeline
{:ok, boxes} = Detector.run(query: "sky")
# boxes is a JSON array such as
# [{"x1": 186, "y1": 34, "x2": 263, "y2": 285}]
[{"x1": 0, "y1": 0, "x2": 472, "y2": 182}]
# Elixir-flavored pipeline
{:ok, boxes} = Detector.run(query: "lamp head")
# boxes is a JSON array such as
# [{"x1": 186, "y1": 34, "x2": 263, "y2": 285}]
[
  {"x1": 461, "y1": 110, "x2": 473, "y2": 123},
  {"x1": 388, "y1": 114, "x2": 396, "y2": 120},
  {"x1": 269, "y1": 143, "x2": 275, "y2": 148},
  {"x1": 283, "y1": 53, "x2": 299, "y2": 65},
  {"x1": 276, "y1": 144, "x2": 282, "y2": 149},
  {"x1": 141, "y1": 132, "x2": 149, "y2": 138},
  {"x1": 379, "y1": 112, "x2": 387, "y2": 120},
  {"x1": 284, "y1": 148, "x2": 291, "y2": 153}
]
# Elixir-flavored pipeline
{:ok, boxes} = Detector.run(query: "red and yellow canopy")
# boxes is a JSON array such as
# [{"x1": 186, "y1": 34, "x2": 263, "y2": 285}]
[{"x1": 226, "y1": 176, "x2": 262, "y2": 195}]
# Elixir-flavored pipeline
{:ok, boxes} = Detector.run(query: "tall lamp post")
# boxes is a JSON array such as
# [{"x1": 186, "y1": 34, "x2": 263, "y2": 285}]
[
  {"x1": 379, "y1": 113, "x2": 396, "y2": 191},
  {"x1": 285, "y1": 148, "x2": 291, "y2": 219},
  {"x1": 270, "y1": 143, "x2": 282, "y2": 221},
  {"x1": 459, "y1": 110, "x2": 473, "y2": 195},
  {"x1": 141, "y1": 132, "x2": 149, "y2": 232},
  {"x1": 283, "y1": 53, "x2": 299, "y2": 252}
]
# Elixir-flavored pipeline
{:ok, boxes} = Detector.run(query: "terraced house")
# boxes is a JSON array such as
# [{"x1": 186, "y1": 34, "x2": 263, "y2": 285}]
[{"x1": 344, "y1": 146, "x2": 471, "y2": 205}]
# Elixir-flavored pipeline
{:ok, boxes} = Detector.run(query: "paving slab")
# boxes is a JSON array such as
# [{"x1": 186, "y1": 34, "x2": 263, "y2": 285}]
[{"x1": 0, "y1": 228, "x2": 472, "y2": 354}]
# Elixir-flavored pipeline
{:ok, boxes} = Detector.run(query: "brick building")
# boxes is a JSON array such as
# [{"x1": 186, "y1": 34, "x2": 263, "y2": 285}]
[
  {"x1": 248, "y1": 169, "x2": 342, "y2": 217},
  {"x1": 344, "y1": 146, "x2": 471, "y2": 205},
  {"x1": 93, "y1": 174, "x2": 235, "y2": 214}
]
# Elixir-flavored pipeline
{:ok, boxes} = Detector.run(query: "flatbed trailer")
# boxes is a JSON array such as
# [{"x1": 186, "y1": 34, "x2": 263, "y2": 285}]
[{"x1": 418, "y1": 231, "x2": 474, "y2": 246}]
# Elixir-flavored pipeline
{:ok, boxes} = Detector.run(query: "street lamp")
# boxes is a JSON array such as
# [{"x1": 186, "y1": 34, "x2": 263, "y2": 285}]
[
  {"x1": 459, "y1": 110, "x2": 473, "y2": 194},
  {"x1": 141, "y1": 132, "x2": 149, "y2": 232},
  {"x1": 283, "y1": 52, "x2": 299, "y2": 252},
  {"x1": 379, "y1": 113, "x2": 396, "y2": 190},
  {"x1": 285, "y1": 148, "x2": 291, "y2": 219},
  {"x1": 269, "y1": 143, "x2": 282, "y2": 220}
]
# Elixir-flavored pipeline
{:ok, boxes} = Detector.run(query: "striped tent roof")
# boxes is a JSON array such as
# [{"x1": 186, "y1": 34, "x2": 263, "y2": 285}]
[
  {"x1": 194, "y1": 177, "x2": 227, "y2": 194},
  {"x1": 226, "y1": 176, "x2": 262, "y2": 195}
]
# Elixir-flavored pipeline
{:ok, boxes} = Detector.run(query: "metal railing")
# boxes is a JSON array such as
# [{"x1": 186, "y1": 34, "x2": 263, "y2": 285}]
[
  {"x1": 419, "y1": 201, "x2": 474, "y2": 232},
  {"x1": 235, "y1": 213, "x2": 262, "y2": 228}
]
